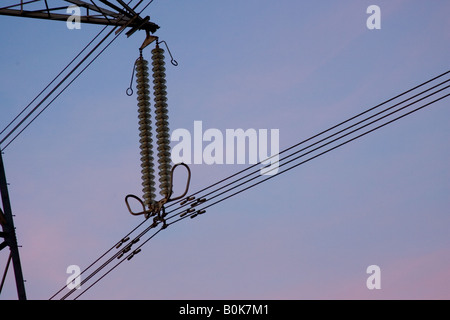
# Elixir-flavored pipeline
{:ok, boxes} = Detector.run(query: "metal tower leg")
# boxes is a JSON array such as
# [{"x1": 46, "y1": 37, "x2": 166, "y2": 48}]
[{"x1": 0, "y1": 149, "x2": 26, "y2": 300}]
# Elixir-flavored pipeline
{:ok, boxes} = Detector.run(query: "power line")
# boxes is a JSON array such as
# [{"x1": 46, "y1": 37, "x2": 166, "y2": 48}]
[
  {"x1": 0, "y1": 26, "x2": 118, "y2": 150},
  {"x1": 162, "y1": 70, "x2": 450, "y2": 212},
  {"x1": 49, "y1": 216, "x2": 148, "y2": 300},
  {"x1": 157, "y1": 82, "x2": 449, "y2": 226},
  {"x1": 51, "y1": 70, "x2": 450, "y2": 299},
  {"x1": 0, "y1": 25, "x2": 109, "y2": 138},
  {"x1": 138, "y1": 0, "x2": 154, "y2": 14},
  {"x1": 164, "y1": 80, "x2": 450, "y2": 222},
  {"x1": 0, "y1": 0, "x2": 149, "y2": 150},
  {"x1": 73, "y1": 227, "x2": 164, "y2": 300},
  {"x1": 176, "y1": 91, "x2": 450, "y2": 223},
  {"x1": 58, "y1": 74, "x2": 450, "y2": 299}
]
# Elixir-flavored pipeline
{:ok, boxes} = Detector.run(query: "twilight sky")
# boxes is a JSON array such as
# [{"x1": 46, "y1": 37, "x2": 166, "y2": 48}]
[{"x1": 0, "y1": 0, "x2": 449, "y2": 300}]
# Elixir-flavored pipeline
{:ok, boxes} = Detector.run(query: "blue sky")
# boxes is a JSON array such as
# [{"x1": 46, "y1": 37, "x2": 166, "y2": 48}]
[{"x1": 0, "y1": 0, "x2": 449, "y2": 299}]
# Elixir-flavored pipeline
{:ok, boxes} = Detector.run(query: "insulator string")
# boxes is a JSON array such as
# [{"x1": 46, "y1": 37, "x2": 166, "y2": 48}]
[
  {"x1": 135, "y1": 55, "x2": 157, "y2": 209},
  {"x1": 152, "y1": 45, "x2": 172, "y2": 199}
]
